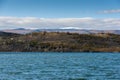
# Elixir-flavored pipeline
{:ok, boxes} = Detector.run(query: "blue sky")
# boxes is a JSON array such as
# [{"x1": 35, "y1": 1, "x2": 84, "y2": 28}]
[
  {"x1": 0, "y1": 0, "x2": 120, "y2": 29},
  {"x1": 0, "y1": 0, "x2": 120, "y2": 18}
]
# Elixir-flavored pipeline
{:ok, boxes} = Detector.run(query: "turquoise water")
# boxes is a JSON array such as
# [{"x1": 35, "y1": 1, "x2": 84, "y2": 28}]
[{"x1": 0, "y1": 52, "x2": 120, "y2": 80}]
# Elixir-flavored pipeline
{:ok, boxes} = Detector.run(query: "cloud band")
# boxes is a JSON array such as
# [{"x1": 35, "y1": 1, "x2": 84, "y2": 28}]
[{"x1": 0, "y1": 16, "x2": 120, "y2": 30}]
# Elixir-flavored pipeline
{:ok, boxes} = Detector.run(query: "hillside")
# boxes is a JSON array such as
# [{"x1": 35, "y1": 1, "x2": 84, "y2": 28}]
[
  {"x1": 0, "y1": 32, "x2": 120, "y2": 52},
  {"x1": 0, "y1": 31, "x2": 20, "y2": 37}
]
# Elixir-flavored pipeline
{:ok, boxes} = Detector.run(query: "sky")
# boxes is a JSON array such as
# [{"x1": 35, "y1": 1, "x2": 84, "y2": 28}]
[{"x1": 0, "y1": 0, "x2": 120, "y2": 30}]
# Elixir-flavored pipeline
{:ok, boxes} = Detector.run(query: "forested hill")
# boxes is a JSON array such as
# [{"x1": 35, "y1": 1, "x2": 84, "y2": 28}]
[{"x1": 0, "y1": 32, "x2": 120, "y2": 52}]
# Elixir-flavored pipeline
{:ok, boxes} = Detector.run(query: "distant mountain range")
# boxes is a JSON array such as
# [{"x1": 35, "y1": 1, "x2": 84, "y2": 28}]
[
  {"x1": 0, "y1": 31, "x2": 20, "y2": 37},
  {"x1": 1, "y1": 28, "x2": 33, "y2": 34},
  {"x1": 1, "y1": 28, "x2": 120, "y2": 35}
]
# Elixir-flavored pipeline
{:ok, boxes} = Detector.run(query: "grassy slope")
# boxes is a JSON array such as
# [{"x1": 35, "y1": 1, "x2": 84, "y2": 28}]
[{"x1": 0, "y1": 32, "x2": 120, "y2": 52}]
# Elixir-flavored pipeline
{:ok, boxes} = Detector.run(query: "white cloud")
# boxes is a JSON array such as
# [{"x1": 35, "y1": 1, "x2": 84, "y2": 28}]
[
  {"x1": 0, "y1": 16, "x2": 120, "y2": 30},
  {"x1": 99, "y1": 9, "x2": 120, "y2": 14}
]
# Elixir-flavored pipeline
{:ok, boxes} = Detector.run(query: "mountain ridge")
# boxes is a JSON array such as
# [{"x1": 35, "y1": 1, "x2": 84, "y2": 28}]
[{"x1": 1, "y1": 28, "x2": 120, "y2": 34}]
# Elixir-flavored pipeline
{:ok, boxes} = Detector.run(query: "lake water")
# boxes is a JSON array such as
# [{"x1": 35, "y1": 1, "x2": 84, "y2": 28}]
[{"x1": 0, "y1": 52, "x2": 120, "y2": 80}]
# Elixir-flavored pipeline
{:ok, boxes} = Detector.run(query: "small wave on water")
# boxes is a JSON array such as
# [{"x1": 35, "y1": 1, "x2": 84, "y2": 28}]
[{"x1": 0, "y1": 52, "x2": 120, "y2": 80}]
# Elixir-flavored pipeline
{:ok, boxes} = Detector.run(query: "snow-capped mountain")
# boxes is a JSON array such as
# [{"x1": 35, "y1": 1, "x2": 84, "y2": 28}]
[{"x1": 1, "y1": 28, "x2": 120, "y2": 34}]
